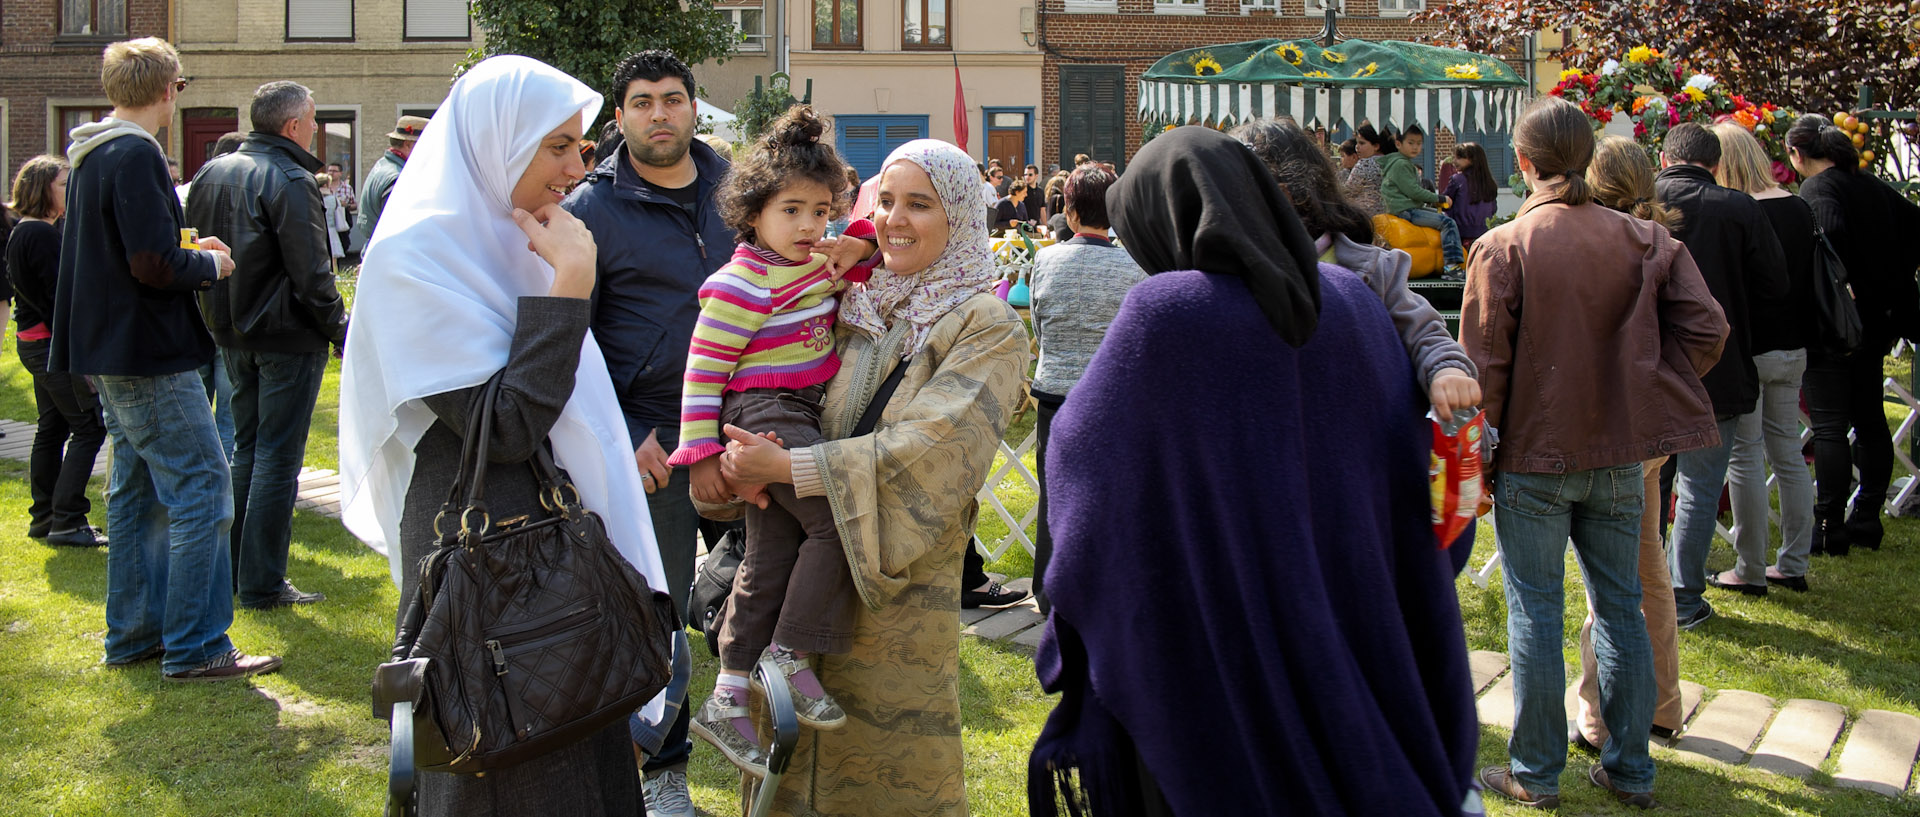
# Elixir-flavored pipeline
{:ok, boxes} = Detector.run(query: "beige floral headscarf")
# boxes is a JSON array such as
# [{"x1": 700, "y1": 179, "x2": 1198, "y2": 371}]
[{"x1": 838, "y1": 139, "x2": 999, "y2": 359}]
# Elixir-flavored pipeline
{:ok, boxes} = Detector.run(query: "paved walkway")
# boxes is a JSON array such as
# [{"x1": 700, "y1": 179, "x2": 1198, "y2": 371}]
[{"x1": 9, "y1": 417, "x2": 1915, "y2": 800}]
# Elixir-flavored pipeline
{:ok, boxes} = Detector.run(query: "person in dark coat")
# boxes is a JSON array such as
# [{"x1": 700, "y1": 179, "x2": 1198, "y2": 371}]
[
  {"x1": 53, "y1": 37, "x2": 278, "y2": 682},
  {"x1": 186, "y1": 80, "x2": 349, "y2": 610},
  {"x1": 1787, "y1": 114, "x2": 1920, "y2": 555},
  {"x1": 1653, "y1": 122, "x2": 1789, "y2": 629},
  {"x1": 1029, "y1": 126, "x2": 1479, "y2": 817},
  {"x1": 6, "y1": 154, "x2": 108, "y2": 548},
  {"x1": 337, "y1": 54, "x2": 674, "y2": 817}
]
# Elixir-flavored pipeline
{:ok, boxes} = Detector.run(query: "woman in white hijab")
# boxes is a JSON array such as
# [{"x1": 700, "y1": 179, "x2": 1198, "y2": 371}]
[
  {"x1": 717, "y1": 139, "x2": 1030, "y2": 815},
  {"x1": 338, "y1": 55, "x2": 667, "y2": 815}
]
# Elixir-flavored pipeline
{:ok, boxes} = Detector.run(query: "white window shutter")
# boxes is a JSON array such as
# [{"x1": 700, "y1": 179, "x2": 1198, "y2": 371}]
[
  {"x1": 407, "y1": 0, "x2": 471, "y2": 39},
  {"x1": 288, "y1": 0, "x2": 352, "y2": 38}
]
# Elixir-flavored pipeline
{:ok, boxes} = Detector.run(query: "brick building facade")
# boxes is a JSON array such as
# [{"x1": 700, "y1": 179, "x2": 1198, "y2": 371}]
[
  {"x1": 1039, "y1": 0, "x2": 1462, "y2": 171},
  {"x1": 0, "y1": 0, "x2": 170, "y2": 182}
]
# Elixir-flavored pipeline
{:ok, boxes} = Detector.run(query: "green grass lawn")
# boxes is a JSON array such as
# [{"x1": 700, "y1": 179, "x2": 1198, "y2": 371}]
[{"x1": 2, "y1": 308, "x2": 1918, "y2": 814}]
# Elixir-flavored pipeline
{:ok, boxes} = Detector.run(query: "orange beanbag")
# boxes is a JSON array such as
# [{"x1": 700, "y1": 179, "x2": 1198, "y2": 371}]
[{"x1": 1372, "y1": 214, "x2": 1444, "y2": 279}]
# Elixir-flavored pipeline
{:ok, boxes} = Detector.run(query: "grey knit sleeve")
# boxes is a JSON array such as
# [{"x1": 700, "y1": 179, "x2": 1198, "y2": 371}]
[{"x1": 420, "y1": 296, "x2": 593, "y2": 463}]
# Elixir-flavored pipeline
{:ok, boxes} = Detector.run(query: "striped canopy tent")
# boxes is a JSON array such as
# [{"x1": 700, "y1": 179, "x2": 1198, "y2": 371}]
[{"x1": 1140, "y1": 38, "x2": 1531, "y2": 135}]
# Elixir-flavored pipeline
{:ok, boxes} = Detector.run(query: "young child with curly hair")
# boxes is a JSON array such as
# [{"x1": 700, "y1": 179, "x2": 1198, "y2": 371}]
[{"x1": 669, "y1": 105, "x2": 878, "y2": 776}]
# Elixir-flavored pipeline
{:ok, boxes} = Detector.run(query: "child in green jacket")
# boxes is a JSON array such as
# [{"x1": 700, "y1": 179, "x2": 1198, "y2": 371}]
[{"x1": 1370, "y1": 123, "x2": 1465, "y2": 277}]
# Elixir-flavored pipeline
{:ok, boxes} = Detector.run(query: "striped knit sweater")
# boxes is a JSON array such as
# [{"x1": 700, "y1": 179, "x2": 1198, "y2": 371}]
[{"x1": 665, "y1": 219, "x2": 878, "y2": 466}]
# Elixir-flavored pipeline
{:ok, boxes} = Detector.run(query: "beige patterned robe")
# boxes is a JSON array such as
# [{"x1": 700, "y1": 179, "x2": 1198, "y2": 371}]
[{"x1": 766, "y1": 292, "x2": 1029, "y2": 816}]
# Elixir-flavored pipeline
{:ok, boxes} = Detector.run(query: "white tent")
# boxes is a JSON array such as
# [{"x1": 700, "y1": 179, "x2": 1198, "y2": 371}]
[{"x1": 698, "y1": 98, "x2": 740, "y2": 143}]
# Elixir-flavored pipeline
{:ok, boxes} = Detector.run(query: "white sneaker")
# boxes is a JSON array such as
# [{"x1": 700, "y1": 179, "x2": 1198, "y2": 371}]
[{"x1": 643, "y1": 764, "x2": 696, "y2": 817}]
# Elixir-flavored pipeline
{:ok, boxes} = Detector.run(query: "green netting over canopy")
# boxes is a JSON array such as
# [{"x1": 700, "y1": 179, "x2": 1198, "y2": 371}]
[{"x1": 1140, "y1": 38, "x2": 1531, "y2": 133}]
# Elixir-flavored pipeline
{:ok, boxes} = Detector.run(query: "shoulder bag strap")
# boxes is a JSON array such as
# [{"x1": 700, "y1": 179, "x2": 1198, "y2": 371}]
[
  {"x1": 853, "y1": 359, "x2": 908, "y2": 438},
  {"x1": 437, "y1": 372, "x2": 505, "y2": 544}
]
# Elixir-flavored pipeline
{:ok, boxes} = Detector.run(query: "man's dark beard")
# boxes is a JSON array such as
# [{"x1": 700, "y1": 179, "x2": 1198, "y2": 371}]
[{"x1": 625, "y1": 123, "x2": 692, "y2": 169}]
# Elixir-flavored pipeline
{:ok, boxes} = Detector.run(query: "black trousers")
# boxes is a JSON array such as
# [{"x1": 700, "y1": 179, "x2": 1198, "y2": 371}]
[
  {"x1": 1030, "y1": 389, "x2": 1066, "y2": 615},
  {"x1": 1804, "y1": 343, "x2": 1895, "y2": 521},
  {"x1": 17, "y1": 339, "x2": 106, "y2": 533}
]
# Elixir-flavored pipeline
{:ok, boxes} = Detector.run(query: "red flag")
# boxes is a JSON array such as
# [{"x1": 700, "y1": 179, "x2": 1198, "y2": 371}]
[{"x1": 952, "y1": 55, "x2": 969, "y2": 153}]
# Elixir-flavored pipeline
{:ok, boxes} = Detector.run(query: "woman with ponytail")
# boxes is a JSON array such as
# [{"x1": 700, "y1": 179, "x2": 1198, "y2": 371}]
[
  {"x1": 1788, "y1": 113, "x2": 1920, "y2": 555},
  {"x1": 1463, "y1": 96, "x2": 1728, "y2": 811}
]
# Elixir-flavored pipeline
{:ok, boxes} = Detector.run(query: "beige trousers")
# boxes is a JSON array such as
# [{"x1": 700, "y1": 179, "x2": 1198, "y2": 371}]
[{"x1": 1576, "y1": 455, "x2": 1683, "y2": 742}]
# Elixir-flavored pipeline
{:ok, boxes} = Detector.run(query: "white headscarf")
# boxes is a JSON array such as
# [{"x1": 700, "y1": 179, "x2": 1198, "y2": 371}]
[
  {"x1": 838, "y1": 139, "x2": 1000, "y2": 359},
  {"x1": 336, "y1": 55, "x2": 665, "y2": 601}
]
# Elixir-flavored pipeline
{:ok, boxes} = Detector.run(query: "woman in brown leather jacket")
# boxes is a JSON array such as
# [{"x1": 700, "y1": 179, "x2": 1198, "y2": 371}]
[{"x1": 1462, "y1": 96, "x2": 1728, "y2": 811}]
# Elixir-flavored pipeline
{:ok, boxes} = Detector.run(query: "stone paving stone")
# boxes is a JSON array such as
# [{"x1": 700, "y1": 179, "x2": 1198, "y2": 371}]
[
  {"x1": 1834, "y1": 709, "x2": 1920, "y2": 797},
  {"x1": 963, "y1": 600, "x2": 1042, "y2": 641},
  {"x1": 1674, "y1": 690, "x2": 1775, "y2": 764},
  {"x1": 1749, "y1": 699, "x2": 1846, "y2": 779},
  {"x1": 1679, "y1": 680, "x2": 1706, "y2": 726},
  {"x1": 1476, "y1": 672, "x2": 1516, "y2": 731},
  {"x1": 1469, "y1": 651, "x2": 1507, "y2": 695},
  {"x1": 1010, "y1": 624, "x2": 1046, "y2": 652},
  {"x1": 298, "y1": 473, "x2": 341, "y2": 490}
]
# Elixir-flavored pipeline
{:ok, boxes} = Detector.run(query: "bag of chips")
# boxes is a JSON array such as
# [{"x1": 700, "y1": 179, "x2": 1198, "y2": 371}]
[{"x1": 1430, "y1": 408, "x2": 1489, "y2": 547}]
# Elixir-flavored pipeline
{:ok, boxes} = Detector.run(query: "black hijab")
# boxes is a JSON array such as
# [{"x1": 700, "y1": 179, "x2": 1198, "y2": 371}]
[{"x1": 1108, "y1": 126, "x2": 1323, "y2": 346}]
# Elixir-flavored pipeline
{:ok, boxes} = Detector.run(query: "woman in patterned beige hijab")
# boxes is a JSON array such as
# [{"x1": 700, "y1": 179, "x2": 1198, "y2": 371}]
[{"x1": 717, "y1": 138, "x2": 1029, "y2": 815}]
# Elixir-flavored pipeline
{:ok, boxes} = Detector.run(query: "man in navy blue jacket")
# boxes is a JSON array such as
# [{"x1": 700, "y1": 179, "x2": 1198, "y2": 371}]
[
  {"x1": 52, "y1": 38, "x2": 280, "y2": 683},
  {"x1": 562, "y1": 51, "x2": 741, "y2": 816}
]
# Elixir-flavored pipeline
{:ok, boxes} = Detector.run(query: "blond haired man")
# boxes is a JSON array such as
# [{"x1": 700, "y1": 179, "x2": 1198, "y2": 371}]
[{"x1": 50, "y1": 38, "x2": 281, "y2": 682}]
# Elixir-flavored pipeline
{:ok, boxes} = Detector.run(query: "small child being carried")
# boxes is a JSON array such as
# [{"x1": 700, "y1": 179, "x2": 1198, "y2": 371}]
[{"x1": 668, "y1": 106, "x2": 879, "y2": 777}]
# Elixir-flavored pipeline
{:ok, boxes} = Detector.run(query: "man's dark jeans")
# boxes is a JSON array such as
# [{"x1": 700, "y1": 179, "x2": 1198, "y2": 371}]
[
  {"x1": 226, "y1": 348, "x2": 328, "y2": 606},
  {"x1": 17, "y1": 339, "x2": 106, "y2": 533},
  {"x1": 642, "y1": 464, "x2": 743, "y2": 772}
]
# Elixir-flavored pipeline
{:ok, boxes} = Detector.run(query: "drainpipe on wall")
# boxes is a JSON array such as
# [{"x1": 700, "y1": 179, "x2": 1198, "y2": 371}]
[{"x1": 774, "y1": 0, "x2": 788, "y2": 76}]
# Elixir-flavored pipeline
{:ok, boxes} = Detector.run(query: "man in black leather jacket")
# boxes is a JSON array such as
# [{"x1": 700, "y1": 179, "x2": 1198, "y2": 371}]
[
  {"x1": 1654, "y1": 122, "x2": 1789, "y2": 630},
  {"x1": 185, "y1": 80, "x2": 347, "y2": 611}
]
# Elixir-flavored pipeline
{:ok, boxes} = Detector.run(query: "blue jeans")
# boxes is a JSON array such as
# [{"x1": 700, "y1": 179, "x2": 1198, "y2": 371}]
[
  {"x1": 1495, "y1": 465, "x2": 1655, "y2": 795},
  {"x1": 198, "y1": 347, "x2": 237, "y2": 464},
  {"x1": 1399, "y1": 206, "x2": 1465, "y2": 266},
  {"x1": 95, "y1": 371, "x2": 237, "y2": 673},
  {"x1": 1670, "y1": 415, "x2": 1739, "y2": 618},
  {"x1": 227, "y1": 348, "x2": 329, "y2": 605}
]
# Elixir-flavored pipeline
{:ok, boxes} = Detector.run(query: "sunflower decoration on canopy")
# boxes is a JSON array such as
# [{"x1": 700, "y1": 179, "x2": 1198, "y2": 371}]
[
  {"x1": 1321, "y1": 49, "x2": 1347, "y2": 64},
  {"x1": 1274, "y1": 43, "x2": 1306, "y2": 66},
  {"x1": 1352, "y1": 62, "x2": 1380, "y2": 78},
  {"x1": 1191, "y1": 51, "x2": 1225, "y2": 77},
  {"x1": 1444, "y1": 62, "x2": 1483, "y2": 81}
]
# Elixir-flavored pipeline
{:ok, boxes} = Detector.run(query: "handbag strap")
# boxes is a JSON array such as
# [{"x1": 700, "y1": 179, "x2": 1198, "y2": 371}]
[
  {"x1": 853, "y1": 359, "x2": 908, "y2": 437},
  {"x1": 436, "y1": 372, "x2": 506, "y2": 545}
]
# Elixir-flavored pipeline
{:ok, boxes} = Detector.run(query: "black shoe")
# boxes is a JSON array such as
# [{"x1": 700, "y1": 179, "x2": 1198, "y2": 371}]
[
  {"x1": 1845, "y1": 505, "x2": 1884, "y2": 551},
  {"x1": 1706, "y1": 571, "x2": 1767, "y2": 596},
  {"x1": 1676, "y1": 602, "x2": 1714, "y2": 631},
  {"x1": 1765, "y1": 570, "x2": 1809, "y2": 592},
  {"x1": 961, "y1": 581, "x2": 1028, "y2": 609},
  {"x1": 242, "y1": 582, "x2": 326, "y2": 610},
  {"x1": 45, "y1": 526, "x2": 108, "y2": 548},
  {"x1": 1811, "y1": 517, "x2": 1849, "y2": 557},
  {"x1": 1569, "y1": 730, "x2": 1599, "y2": 753},
  {"x1": 26, "y1": 523, "x2": 50, "y2": 539},
  {"x1": 1650, "y1": 724, "x2": 1677, "y2": 741}
]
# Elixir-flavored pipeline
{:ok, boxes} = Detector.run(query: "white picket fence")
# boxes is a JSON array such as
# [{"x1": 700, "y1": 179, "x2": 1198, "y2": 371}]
[{"x1": 1466, "y1": 362, "x2": 1920, "y2": 589}]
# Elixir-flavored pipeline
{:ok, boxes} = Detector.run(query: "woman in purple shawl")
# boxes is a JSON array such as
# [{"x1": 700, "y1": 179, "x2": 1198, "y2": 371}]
[{"x1": 1028, "y1": 126, "x2": 1481, "y2": 816}]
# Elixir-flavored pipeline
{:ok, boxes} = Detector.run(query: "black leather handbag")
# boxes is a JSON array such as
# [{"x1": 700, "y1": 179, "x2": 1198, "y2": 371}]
[{"x1": 372, "y1": 374, "x2": 677, "y2": 811}]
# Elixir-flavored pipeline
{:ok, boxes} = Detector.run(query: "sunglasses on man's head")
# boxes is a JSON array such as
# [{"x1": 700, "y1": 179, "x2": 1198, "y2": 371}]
[{"x1": 172, "y1": 77, "x2": 191, "y2": 93}]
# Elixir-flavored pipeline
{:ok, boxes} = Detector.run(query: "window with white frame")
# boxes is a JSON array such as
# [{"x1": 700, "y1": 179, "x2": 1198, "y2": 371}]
[
  {"x1": 1376, "y1": 0, "x2": 1424, "y2": 16},
  {"x1": 1241, "y1": 0, "x2": 1276, "y2": 12},
  {"x1": 718, "y1": 6, "x2": 768, "y2": 51},
  {"x1": 1301, "y1": 0, "x2": 1340, "y2": 15},
  {"x1": 1062, "y1": 0, "x2": 1117, "y2": 12},
  {"x1": 287, "y1": 0, "x2": 353, "y2": 41},
  {"x1": 1154, "y1": 0, "x2": 1204, "y2": 15}
]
